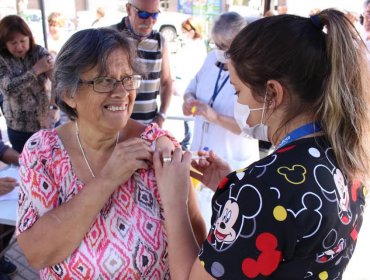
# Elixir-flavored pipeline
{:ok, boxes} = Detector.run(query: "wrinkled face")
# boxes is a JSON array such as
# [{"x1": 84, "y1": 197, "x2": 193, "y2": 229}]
[
  {"x1": 5, "y1": 32, "x2": 30, "y2": 59},
  {"x1": 126, "y1": 0, "x2": 160, "y2": 37},
  {"x1": 66, "y1": 48, "x2": 137, "y2": 133}
]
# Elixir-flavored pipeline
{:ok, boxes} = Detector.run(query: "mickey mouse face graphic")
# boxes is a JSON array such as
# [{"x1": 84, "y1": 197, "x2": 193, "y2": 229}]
[
  {"x1": 209, "y1": 181, "x2": 262, "y2": 252},
  {"x1": 214, "y1": 200, "x2": 238, "y2": 243},
  {"x1": 314, "y1": 148, "x2": 352, "y2": 225},
  {"x1": 333, "y1": 169, "x2": 349, "y2": 212}
]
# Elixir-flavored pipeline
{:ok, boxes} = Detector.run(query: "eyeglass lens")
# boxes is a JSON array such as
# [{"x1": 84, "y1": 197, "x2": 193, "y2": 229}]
[
  {"x1": 94, "y1": 76, "x2": 141, "y2": 92},
  {"x1": 137, "y1": 11, "x2": 159, "y2": 20},
  {"x1": 132, "y1": 4, "x2": 159, "y2": 20}
]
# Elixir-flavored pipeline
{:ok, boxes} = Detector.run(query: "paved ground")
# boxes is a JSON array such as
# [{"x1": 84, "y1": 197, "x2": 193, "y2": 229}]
[{"x1": 4, "y1": 241, "x2": 39, "y2": 279}]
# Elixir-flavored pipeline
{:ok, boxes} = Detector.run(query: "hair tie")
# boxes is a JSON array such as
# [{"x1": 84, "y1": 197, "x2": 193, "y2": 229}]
[{"x1": 310, "y1": 15, "x2": 323, "y2": 30}]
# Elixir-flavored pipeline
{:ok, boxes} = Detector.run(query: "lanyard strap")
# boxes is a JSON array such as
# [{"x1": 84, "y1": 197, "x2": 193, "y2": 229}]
[
  {"x1": 275, "y1": 121, "x2": 322, "y2": 150},
  {"x1": 208, "y1": 64, "x2": 229, "y2": 108}
]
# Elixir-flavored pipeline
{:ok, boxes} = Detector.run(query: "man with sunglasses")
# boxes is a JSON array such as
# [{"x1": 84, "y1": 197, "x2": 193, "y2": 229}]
[{"x1": 111, "y1": 0, "x2": 173, "y2": 127}]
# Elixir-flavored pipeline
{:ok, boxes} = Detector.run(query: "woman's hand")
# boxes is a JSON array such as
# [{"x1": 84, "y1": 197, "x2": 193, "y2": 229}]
[
  {"x1": 0, "y1": 177, "x2": 18, "y2": 195},
  {"x1": 189, "y1": 99, "x2": 218, "y2": 123},
  {"x1": 153, "y1": 147, "x2": 192, "y2": 208},
  {"x1": 190, "y1": 150, "x2": 232, "y2": 191},
  {"x1": 99, "y1": 137, "x2": 154, "y2": 187},
  {"x1": 32, "y1": 55, "x2": 54, "y2": 76},
  {"x1": 183, "y1": 93, "x2": 196, "y2": 116}
]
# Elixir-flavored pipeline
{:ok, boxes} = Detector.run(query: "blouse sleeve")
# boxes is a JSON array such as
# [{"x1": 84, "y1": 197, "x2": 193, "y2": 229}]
[
  {"x1": 16, "y1": 130, "x2": 62, "y2": 234},
  {"x1": 140, "y1": 123, "x2": 179, "y2": 148}
]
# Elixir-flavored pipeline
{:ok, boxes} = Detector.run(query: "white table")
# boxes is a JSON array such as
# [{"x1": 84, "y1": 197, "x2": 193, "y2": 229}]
[
  {"x1": 0, "y1": 165, "x2": 19, "y2": 226},
  {"x1": 0, "y1": 165, "x2": 19, "y2": 257},
  {"x1": 0, "y1": 199, "x2": 17, "y2": 226}
]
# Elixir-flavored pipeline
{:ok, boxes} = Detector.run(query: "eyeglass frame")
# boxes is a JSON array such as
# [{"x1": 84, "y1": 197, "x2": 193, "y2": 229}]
[
  {"x1": 208, "y1": 40, "x2": 229, "y2": 51},
  {"x1": 78, "y1": 74, "x2": 142, "y2": 93},
  {"x1": 182, "y1": 20, "x2": 196, "y2": 32},
  {"x1": 130, "y1": 3, "x2": 160, "y2": 20}
]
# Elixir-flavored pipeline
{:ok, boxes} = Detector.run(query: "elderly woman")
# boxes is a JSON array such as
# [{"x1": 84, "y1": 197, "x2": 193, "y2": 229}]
[
  {"x1": 0, "y1": 15, "x2": 55, "y2": 153},
  {"x1": 16, "y1": 28, "x2": 206, "y2": 279}
]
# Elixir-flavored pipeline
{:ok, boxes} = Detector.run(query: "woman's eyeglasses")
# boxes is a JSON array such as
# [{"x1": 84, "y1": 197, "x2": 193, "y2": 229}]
[
  {"x1": 130, "y1": 4, "x2": 160, "y2": 20},
  {"x1": 208, "y1": 41, "x2": 228, "y2": 51},
  {"x1": 79, "y1": 75, "x2": 142, "y2": 93}
]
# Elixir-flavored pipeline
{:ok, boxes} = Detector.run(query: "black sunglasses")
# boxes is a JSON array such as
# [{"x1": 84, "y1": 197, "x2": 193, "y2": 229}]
[{"x1": 130, "y1": 4, "x2": 160, "y2": 20}]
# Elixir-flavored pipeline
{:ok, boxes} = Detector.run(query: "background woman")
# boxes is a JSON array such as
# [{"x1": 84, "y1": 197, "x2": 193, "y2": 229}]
[
  {"x1": 175, "y1": 16, "x2": 207, "y2": 150},
  {"x1": 16, "y1": 28, "x2": 205, "y2": 279},
  {"x1": 182, "y1": 12, "x2": 259, "y2": 229},
  {"x1": 0, "y1": 15, "x2": 54, "y2": 153},
  {"x1": 154, "y1": 9, "x2": 370, "y2": 279},
  {"x1": 47, "y1": 12, "x2": 67, "y2": 58}
]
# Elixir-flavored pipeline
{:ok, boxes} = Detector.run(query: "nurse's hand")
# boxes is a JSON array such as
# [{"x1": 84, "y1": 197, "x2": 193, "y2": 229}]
[{"x1": 190, "y1": 150, "x2": 232, "y2": 192}]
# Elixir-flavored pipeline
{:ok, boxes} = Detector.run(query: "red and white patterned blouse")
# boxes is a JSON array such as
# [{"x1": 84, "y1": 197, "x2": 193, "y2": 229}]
[{"x1": 17, "y1": 123, "x2": 177, "y2": 280}]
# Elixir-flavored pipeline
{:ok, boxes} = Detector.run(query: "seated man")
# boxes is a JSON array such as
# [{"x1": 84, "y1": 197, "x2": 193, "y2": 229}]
[{"x1": 0, "y1": 133, "x2": 19, "y2": 280}]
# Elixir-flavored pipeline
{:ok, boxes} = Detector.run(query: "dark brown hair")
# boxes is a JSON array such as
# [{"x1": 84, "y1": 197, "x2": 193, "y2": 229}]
[
  {"x1": 0, "y1": 15, "x2": 35, "y2": 57},
  {"x1": 228, "y1": 9, "x2": 370, "y2": 183}
]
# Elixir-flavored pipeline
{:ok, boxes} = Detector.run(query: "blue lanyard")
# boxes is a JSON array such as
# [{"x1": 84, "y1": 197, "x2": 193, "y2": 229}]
[
  {"x1": 208, "y1": 64, "x2": 229, "y2": 108},
  {"x1": 275, "y1": 122, "x2": 322, "y2": 150}
]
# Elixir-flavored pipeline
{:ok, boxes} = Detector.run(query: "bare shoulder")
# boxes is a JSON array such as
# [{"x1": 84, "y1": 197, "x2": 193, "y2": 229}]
[
  {"x1": 55, "y1": 121, "x2": 76, "y2": 151},
  {"x1": 120, "y1": 119, "x2": 147, "y2": 140}
]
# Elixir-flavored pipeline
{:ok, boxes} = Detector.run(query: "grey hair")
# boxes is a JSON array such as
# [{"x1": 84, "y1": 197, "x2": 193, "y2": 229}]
[
  {"x1": 211, "y1": 12, "x2": 246, "y2": 46},
  {"x1": 364, "y1": 0, "x2": 370, "y2": 8},
  {"x1": 53, "y1": 28, "x2": 141, "y2": 120}
]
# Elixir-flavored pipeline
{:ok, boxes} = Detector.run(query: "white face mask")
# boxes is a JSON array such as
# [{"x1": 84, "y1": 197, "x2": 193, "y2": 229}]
[
  {"x1": 215, "y1": 49, "x2": 229, "y2": 64},
  {"x1": 233, "y1": 101, "x2": 269, "y2": 141}
]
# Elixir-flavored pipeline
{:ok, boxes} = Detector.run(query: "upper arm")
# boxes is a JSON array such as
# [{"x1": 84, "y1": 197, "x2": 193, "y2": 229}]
[
  {"x1": 187, "y1": 181, "x2": 207, "y2": 246},
  {"x1": 160, "y1": 41, "x2": 172, "y2": 90},
  {"x1": 155, "y1": 135, "x2": 175, "y2": 151}
]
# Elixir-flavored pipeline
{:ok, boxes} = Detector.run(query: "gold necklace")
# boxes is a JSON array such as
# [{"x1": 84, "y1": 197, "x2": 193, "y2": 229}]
[{"x1": 75, "y1": 122, "x2": 119, "y2": 178}]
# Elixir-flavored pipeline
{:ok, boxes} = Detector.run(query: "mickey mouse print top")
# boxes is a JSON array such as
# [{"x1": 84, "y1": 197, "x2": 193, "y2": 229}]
[{"x1": 199, "y1": 136, "x2": 366, "y2": 279}]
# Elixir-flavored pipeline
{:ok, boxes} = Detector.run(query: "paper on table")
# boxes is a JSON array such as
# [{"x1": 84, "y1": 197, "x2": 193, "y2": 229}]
[
  {"x1": 0, "y1": 165, "x2": 20, "y2": 201},
  {"x1": 0, "y1": 187, "x2": 19, "y2": 201}
]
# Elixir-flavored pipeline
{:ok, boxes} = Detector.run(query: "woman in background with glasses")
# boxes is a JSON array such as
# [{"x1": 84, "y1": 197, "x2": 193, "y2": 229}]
[
  {"x1": 175, "y1": 17, "x2": 207, "y2": 150},
  {"x1": 16, "y1": 28, "x2": 206, "y2": 279}
]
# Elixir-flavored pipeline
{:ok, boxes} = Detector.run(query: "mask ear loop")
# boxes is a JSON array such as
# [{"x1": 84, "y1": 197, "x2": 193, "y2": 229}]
[{"x1": 260, "y1": 91, "x2": 268, "y2": 125}]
